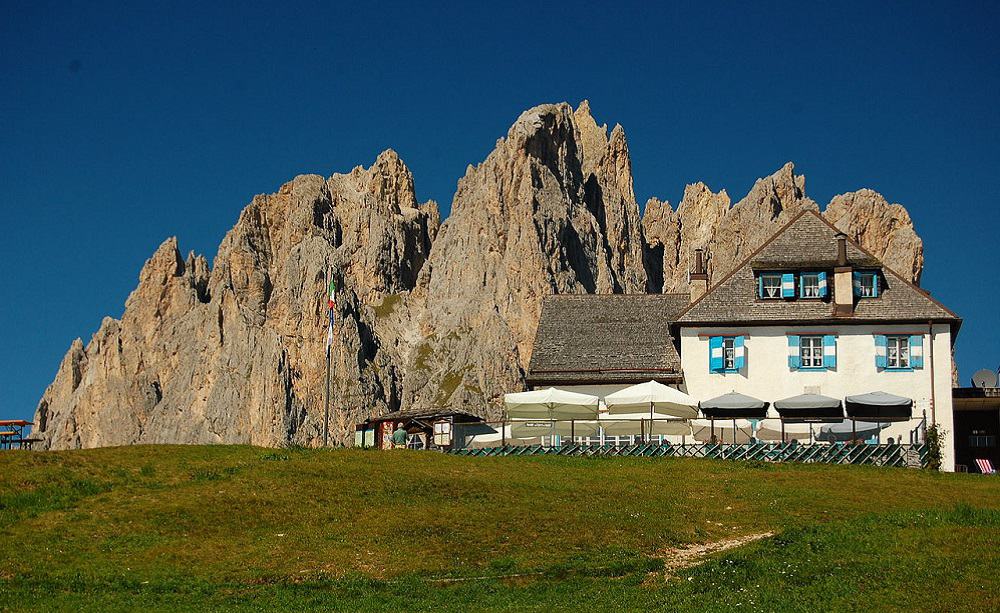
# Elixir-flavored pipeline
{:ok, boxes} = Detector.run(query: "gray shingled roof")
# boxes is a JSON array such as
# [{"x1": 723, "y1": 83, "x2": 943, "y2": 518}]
[
  {"x1": 527, "y1": 294, "x2": 688, "y2": 385},
  {"x1": 676, "y1": 211, "x2": 960, "y2": 326}
]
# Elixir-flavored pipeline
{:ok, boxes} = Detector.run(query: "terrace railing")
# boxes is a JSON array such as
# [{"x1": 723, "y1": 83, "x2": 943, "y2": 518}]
[{"x1": 449, "y1": 442, "x2": 929, "y2": 468}]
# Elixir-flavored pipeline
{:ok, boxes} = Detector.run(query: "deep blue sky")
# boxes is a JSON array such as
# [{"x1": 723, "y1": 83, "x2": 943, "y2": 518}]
[{"x1": 2, "y1": 2, "x2": 998, "y2": 420}]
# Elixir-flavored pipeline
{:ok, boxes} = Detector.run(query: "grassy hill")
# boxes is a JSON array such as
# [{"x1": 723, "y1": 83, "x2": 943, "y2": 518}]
[{"x1": 0, "y1": 446, "x2": 997, "y2": 611}]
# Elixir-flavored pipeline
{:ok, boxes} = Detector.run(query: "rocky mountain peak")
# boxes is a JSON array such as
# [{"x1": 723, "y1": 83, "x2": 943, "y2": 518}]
[
  {"x1": 824, "y1": 188, "x2": 924, "y2": 284},
  {"x1": 32, "y1": 102, "x2": 929, "y2": 449}
]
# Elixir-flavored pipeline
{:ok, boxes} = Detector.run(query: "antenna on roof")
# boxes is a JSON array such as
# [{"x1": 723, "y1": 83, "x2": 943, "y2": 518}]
[{"x1": 971, "y1": 368, "x2": 998, "y2": 388}]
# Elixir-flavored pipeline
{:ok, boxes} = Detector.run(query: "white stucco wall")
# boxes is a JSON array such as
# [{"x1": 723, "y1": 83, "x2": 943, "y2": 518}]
[{"x1": 680, "y1": 323, "x2": 955, "y2": 470}]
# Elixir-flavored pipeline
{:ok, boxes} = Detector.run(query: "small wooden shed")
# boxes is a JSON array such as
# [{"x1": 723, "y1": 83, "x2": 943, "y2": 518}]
[{"x1": 356, "y1": 409, "x2": 489, "y2": 451}]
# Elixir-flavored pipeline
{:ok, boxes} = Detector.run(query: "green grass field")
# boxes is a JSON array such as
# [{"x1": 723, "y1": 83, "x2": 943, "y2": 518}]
[{"x1": 0, "y1": 446, "x2": 997, "y2": 611}]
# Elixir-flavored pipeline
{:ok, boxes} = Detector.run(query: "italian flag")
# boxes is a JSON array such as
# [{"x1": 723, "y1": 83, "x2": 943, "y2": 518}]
[{"x1": 325, "y1": 277, "x2": 336, "y2": 351}]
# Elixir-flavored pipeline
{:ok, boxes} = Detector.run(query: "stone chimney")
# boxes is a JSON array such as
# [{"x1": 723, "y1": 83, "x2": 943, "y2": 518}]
[
  {"x1": 833, "y1": 232, "x2": 853, "y2": 316},
  {"x1": 689, "y1": 248, "x2": 709, "y2": 303}
]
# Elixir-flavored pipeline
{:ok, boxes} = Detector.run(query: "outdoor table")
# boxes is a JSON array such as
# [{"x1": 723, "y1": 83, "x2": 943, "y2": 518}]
[{"x1": 0, "y1": 420, "x2": 34, "y2": 449}]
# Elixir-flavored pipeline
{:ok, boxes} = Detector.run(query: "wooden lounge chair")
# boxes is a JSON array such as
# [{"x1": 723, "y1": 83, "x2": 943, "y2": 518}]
[{"x1": 974, "y1": 458, "x2": 996, "y2": 475}]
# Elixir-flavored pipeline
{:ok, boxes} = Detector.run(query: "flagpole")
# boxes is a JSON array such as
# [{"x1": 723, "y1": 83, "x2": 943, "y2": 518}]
[
  {"x1": 323, "y1": 268, "x2": 335, "y2": 448},
  {"x1": 324, "y1": 342, "x2": 331, "y2": 448}
]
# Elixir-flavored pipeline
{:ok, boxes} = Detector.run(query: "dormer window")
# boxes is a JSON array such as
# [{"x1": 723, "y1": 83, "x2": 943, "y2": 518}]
[
  {"x1": 758, "y1": 273, "x2": 783, "y2": 299},
  {"x1": 854, "y1": 270, "x2": 880, "y2": 298},
  {"x1": 800, "y1": 273, "x2": 820, "y2": 298}
]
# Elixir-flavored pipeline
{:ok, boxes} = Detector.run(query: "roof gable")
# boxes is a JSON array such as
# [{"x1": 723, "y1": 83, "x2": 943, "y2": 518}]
[{"x1": 676, "y1": 210, "x2": 959, "y2": 325}]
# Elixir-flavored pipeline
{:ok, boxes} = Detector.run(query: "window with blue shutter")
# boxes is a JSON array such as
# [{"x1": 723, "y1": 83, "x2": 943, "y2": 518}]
[
  {"x1": 800, "y1": 273, "x2": 822, "y2": 298},
  {"x1": 787, "y1": 335, "x2": 801, "y2": 369},
  {"x1": 874, "y1": 335, "x2": 888, "y2": 368},
  {"x1": 759, "y1": 273, "x2": 782, "y2": 299},
  {"x1": 817, "y1": 272, "x2": 828, "y2": 298},
  {"x1": 909, "y1": 334, "x2": 924, "y2": 368},
  {"x1": 822, "y1": 335, "x2": 837, "y2": 368},
  {"x1": 733, "y1": 336, "x2": 746, "y2": 370},
  {"x1": 710, "y1": 336, "x2": 743, "y2": 373},
  {"x1": 781, "y1": 273, "x2": 796, "y2": 298},
  {"x1": 709, "y1": 336, "x2": 724, "y2": 371},
  {"x1": 856, "y1": 271, "x2": 879, "y2": 298}
]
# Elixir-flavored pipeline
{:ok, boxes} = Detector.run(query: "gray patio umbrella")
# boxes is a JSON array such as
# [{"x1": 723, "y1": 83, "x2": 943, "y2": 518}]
[
  {"x1": 699, "y1": 392, "x2": 769, "y2": 443},
  {"x1": 699, "y1": 392, "x2": 769, "y2": 419},
  {"x1": 773, "y1": 394, "x2": 844, "y2": 425},
  {"x1": 844, "y1": 391, "x2": 913, "y2": 422}
]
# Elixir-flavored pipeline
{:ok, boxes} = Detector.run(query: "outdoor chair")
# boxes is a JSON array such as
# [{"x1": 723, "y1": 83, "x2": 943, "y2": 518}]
[{"x1": 974, "y1": 458, "x2": 996, "y2": 475}]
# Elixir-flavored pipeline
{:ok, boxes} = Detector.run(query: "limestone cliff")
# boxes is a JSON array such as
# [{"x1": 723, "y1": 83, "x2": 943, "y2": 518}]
[
  {"x1": 33, "y1": 102, "x2": 928, "y2": 449},
  {"x1": 642, "y1": 164, "x2": 924, "y2": 293},
  {"x1": 35, "y1": 152, "x2": 436, "y2": 448},
  {"x1": 402, "y1": 102, "x2": 648, "y2": 420}
]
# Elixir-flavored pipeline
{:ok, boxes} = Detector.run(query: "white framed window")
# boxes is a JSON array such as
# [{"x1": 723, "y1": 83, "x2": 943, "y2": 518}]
[
  {"x1": 406, "y1": 433, "x2": 426, "y2": 449},
  {"x1": 800, "y1": 336, "x2": 823, "y2": 368},
  {"x1": 800, "y1": 273, "x2": 821, "y2": 298},
  {"x1": 859, "y1": 272, "x2": 878, "y2": 297},
  {"x1": 759, "y1": 273, "x2": 782, "y2": 299},
  {"x1": 723, "y1": 338, "x2": 736, "y2": 370},
  {"x1": 887, "y1": 336, "x2": 910, "y2": 369}
]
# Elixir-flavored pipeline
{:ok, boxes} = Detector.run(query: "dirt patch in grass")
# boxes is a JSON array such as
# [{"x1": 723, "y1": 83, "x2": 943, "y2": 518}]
[{"x1": 654, "y1": 531, "x2": 774, "y2": 580}]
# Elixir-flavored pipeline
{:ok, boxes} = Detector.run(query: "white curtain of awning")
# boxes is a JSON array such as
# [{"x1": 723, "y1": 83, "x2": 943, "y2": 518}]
[
  {"x1": 691, "y1": 418, "x2": 756, "y2": 443},
  {"x1": 600, "y1": 419, "x2": 693, "y2": 437},
  {"x1": 756, "y1": 422, "x2": 813, "y2": 442}
]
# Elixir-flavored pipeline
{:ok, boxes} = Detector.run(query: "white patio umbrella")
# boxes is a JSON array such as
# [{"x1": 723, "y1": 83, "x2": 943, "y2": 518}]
[
  {"x1": 603, "y1": 381, "x2": 699, "y2": 419},
  {"x1": 503, "y1": 387, "x2": 600, "y2": 420}
]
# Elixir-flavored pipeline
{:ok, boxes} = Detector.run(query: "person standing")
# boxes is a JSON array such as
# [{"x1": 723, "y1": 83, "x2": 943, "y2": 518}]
[{"x1": 392, "y1": 423, "x2": 407, "y2": 449}]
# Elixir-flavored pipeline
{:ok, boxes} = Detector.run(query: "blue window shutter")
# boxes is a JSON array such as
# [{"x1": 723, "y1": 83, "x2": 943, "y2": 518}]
[
  {"x1": 872, "y1": 273, "x2": 880, "y2": 297},
  {"x1": 874, "y1": 335, "x2": 888, "y2": 369},
  {"x1": 822, "y1": 335, "x2": 837, "y2": 368},
  {"x1": 757, "y1": 275, "x2": 764, "y2": 299},
  {"x1": 781, "y1": 273, "x2": 796, "y2": 298},
  {"x1": 787, "y1": 335, "x2": 801, "y2": 369},
  {"x1": 853, "y1": 271, "x2": 862, "y2": 297},
  {"x1": 734, "y1": 336, "x2": 746, "y2": 370},
  {"x1": 817, "y1": 272, "x2": 828, "y2": 298},
  {"x1": 910, "y1": 334, "x2": 924, "y2": 368},
  {"x1": 709, "y1": 336, "x2": 724, "y2": 371}
]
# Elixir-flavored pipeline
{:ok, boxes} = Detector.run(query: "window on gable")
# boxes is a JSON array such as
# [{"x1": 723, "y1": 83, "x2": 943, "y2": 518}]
[
  {"x1": 759, "y1": 273, "x2": 782, "y2": 299},
  {"x1": 887, "y1": 336, "x2": 910, "y2": 369},
  {"x1": 723, "y1": 337, "x2": 736, "y2": 370},
  {"x1": 858, "y1": 271, "x2": 878, "y2": 297},
  {"x1": 800, "y1": 273, "x2": 821, "y2": 298},
  {"x1": 800, "y1": 336, "x2": 823, "y2": 368}
]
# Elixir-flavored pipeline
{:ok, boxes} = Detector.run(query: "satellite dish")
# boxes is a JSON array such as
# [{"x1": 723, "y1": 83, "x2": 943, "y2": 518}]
[{"x1": 971, "y1": 369, "x2": 998, "y2": 388}]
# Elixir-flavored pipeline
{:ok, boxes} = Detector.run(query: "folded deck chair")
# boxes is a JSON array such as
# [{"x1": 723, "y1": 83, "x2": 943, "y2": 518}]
[{"x1": 974, "y1": 458, "x2": 997, "y2": 475}]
